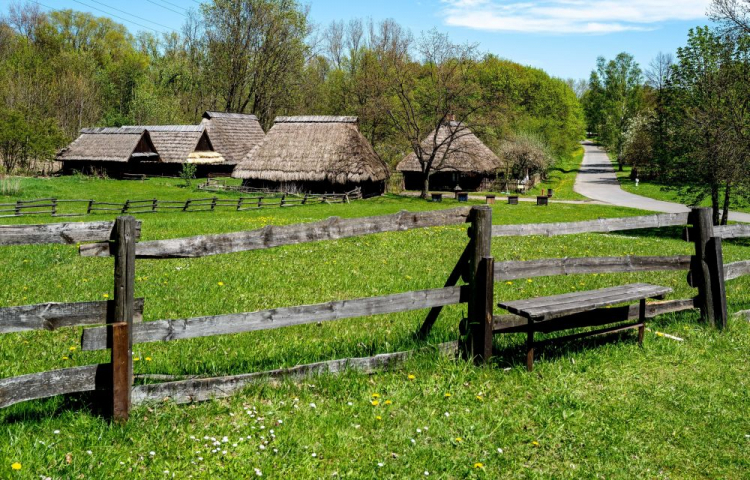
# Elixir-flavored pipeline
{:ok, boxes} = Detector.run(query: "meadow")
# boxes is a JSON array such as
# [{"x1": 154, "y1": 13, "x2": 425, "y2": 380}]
[{"x1": 1, "y1": 177, "x2": 749, "y2": 479}]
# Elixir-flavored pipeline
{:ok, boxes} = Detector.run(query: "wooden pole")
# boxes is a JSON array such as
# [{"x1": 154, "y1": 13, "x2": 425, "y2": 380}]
[
  {"x1": 463, "y1": 206, "x2": 493, "y2": 363},
  {"x1": 706, "y1": 237, "x2": 728, "y2": 330},
  {"x1": 111, "y1": 216, "x2": 136, "y2": 422},
  {"x1": 689, "y1": 207, "x2": 726, "y2": 328}
]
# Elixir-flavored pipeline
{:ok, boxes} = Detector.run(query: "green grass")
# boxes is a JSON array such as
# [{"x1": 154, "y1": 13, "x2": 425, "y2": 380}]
[
  {"x1": 524, "y1": 146, "x2": 587, "y2": 201},
  {"x1": 612, "y1": 161, "x2": 750, "y2": 214},
  {"x1": 1, "y1": 177, "x2": 749, "y2": 478}
]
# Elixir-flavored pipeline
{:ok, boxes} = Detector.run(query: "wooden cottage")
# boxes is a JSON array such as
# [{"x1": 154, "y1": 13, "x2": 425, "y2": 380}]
[
  {"x1": 123, "y1": 125, "x2": 226, "y2": 176},
  {"x1": 232, "y1": 116, "x2": 389, "y2": 196},
  {"x1": 201, "y1": 111, "x2": 266, "y2": 170},
  {"x1": 56, "y1": 127, "x2": 159, "y2": 176},
  {"x1": 396, "y1": 121, "x2": 503, "y2": 191}
]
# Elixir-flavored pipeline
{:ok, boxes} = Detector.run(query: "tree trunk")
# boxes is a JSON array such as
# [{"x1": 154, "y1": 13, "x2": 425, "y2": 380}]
[
  {"x1": 711, "y1": 183, "x2": 720, "y2": 226},
  {"x1": 721, "y1": 183, "x2": 731, "y2": 226},
  {"x1": 420, "y1": 172, "x2": 430, "y2": 199}
]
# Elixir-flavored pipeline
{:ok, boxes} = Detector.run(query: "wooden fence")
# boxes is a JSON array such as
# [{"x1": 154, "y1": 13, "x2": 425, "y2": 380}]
[
  {"x1": 1, "y1": 207, "x2": 748, "y2": 422},
  {"x1": 0, "y1": 190, "x2": 362, "y2": 219}
]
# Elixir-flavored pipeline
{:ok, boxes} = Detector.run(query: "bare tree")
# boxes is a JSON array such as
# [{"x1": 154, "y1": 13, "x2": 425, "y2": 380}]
[
  {"x1": 564, "y1": 78, "x2": 588, "y2": 99},
  {"x1": 709, "y1": 0, "x2": 750, "y2": 36},
  {"x1": 384, "y1": 29, "x2": 483, "y2": 198},
  {"x1": 323, "y1": 20, "x2": 344, "y2": 68},
  {"x1": 646, "y1": 52, "x2": 673, "y2": 90}
]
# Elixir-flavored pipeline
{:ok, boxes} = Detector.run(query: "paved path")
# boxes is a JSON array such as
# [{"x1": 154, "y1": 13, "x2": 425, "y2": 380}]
[{"x1": 574, "y1": 142, "x2": 750, "y2": 223}]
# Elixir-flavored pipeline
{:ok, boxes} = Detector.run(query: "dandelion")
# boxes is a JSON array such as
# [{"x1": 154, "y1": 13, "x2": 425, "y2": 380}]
[
  {"x1": 527, "y1": 279, "x2": 533, "y2": 283},
  {"x1": 62, "y1": 356, "x2": 69, "y2": 361},
  {"x1": 217, "y1": 282, "x2": 225, "y2": 286},
  {"x1": 384, "y1": 400, "x2": 392, "y2": 405},
  {"x1": 371, "y1": 393, "x2": 380, "y2": 398},
  {"x1": 532, "y1": 441, "x2": 540, "y2": 447},
  {"x1": 145, "y1": 357, "x2": 152, "y2": 361},
  {"x1": 11, "y1": 463, "x2": 21, "y2": 470},
  {"x1": 505, "y1": 281, "x2": 513, "y2": 285},
  {"x1": 444, "y1": 393, "x2": 451, "y2": 398},
  {"x1": 476, "y1": 395, "x2": 484, "y2": 401},
  {"x1": 407, "y1": 374, "x2": 416, "y2": 380},
  {"x1": 69, "y1": 346, "x2": 77, "y2": 352},
  {"x1": 103, "y1": 294, "x2": 109, "y2": 298},
  {"x1": 474, "y1": 463, "x2": 484, "y2": 469},
  {"x1": 455, "y1": 437, "x2": 463, "y2": 443},
  {"x1": 371, "y1": 400, "x2": 379, "y2": 406},
  {"x1": 375, "y1": 416, "x2": 382, "y2": 421},
  {"x1": 133, "y1": 357, "x2": 140, "y2": 362}
]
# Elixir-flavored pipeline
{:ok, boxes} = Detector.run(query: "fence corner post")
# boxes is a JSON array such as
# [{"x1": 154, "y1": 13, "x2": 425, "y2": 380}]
[
  {"x1": 463, "y1": 205, "x2": 493, "y2": 364},
  {"x1": 111, "y1": 215, "x2": 136, "y2": 422},
  {"x1": 689, "y1": 207, "x2": 727, "y2": 329}
]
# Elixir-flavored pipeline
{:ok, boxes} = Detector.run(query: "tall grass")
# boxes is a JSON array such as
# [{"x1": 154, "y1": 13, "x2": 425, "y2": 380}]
[{"x1": 0, "y1": 175, "x2": 22, "y2": 196}]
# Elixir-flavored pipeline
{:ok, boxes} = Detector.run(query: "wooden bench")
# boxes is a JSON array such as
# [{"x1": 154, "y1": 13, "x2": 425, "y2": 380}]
[{"x1": 498, "y1": 283, "x2": 673, "y2": 371}]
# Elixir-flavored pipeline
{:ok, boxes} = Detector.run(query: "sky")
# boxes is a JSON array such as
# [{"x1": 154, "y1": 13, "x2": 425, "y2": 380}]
[{"x1": 10, "y1": 0, "x2": 718, "y2": 79}]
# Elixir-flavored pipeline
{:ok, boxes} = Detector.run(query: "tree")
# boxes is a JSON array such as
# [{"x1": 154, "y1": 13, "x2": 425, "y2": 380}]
[
  {"x1": 586, "y1": 53, "x2": 644, "y2": 170},
  {"x1": 665, "y1": 27, "x2": 750, "y2": 224},
  {"x1": 383, "y1": 29, "x2": 483, "y2": 198},
  {"x1": 709, "y1": 0, "x2": 750, "y2": 36}
]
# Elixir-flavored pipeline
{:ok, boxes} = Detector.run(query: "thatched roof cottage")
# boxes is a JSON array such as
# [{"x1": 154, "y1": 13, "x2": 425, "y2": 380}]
[
  {"x1": 396, "y1": 121, "x2": 503, "y2": 192},
  {"x1": 56, "y1": 127, "x2": 159, "y2": 176},
  {"x1": 232, "y1": 116, "x2": 389, "y2": 196},
  {"x1": 201, "y1": 112, "x2": 265, "y2": 166}
]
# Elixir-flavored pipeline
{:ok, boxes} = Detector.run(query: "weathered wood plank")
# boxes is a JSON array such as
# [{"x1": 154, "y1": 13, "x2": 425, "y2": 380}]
[
  {"x1": 0, "y1": 221, "x2": 141, "y2": 246},
  {"x1": 82, "y1": 286, "x2": 470, "y2": 351},
  {"x1": 112, "y1": 216, "x2": 136, "y2": 422},
  {"x1": 0, "y1": 364, "x2": 109, "y2": 409},
  {"x1": 715, "y1": 224, "x2": 750, "y2": 239},
  {"x1": 79, "y1": 207, "x2": 473, "y2": 258},
  {"x1": 725, "y1": 260, "x2": 750, "y2": 281},
  {"x1": 132, "y1": 342, "x2": 457, "y2": 405},
  {"x1": 466, "y1": 206, "x2": 493, "y2": 363},
  {"x1": 494, "y1": 255, "x2": 692, "y2": 281},
  {"x1": 493, "y1": 298, "x2": 697, "y2": 333},
  {"x1": 491, "y1": 212, "x2": 689, "y2": 237},
  {"x1": 0, "y1": 298, "x2": 144, "y2": 334}
]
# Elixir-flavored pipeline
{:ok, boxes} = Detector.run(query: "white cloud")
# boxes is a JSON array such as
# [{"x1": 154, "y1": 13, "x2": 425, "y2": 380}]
[{"x1": 440, "y1": 0, "x2": 711, "y2": 34}]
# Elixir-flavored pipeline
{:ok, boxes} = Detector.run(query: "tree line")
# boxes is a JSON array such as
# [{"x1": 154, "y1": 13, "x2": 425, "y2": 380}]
[
  {"x1": 581, "y1": 0, "x2": 749, "y2": 225},
  {"x1": 0, "y1": 0, "x2": 584, "y2": 198}
]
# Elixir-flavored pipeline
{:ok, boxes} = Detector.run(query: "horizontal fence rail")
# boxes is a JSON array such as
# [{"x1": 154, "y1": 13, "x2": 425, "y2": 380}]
[
  {"x1": 0, "y1": 221, "x2": 141, "y2": 246},
  {"x1": 491, "y1": 212, "x2": 690, "y2": 237},
  {"x1": 0, "y1": 299, "x2": 144, "y2": 334},
  {"x1": 725, "y1": 261, "x2": 750, "y2": 281},
  {"x1": 0, "y1": 364, "x2": 110, "y2": 409},
  {"x1": 494, "y1": 255, "x2": 693, "y2": 281},
  {"x1": 79, "y1": 207, "x2": 473, "y2": 258},
  {"x1": 82, "y1": 285, "x2": 470, "y2": 351},
  {"x1": 714, "y1": 224, "x2": 750, "y2": 239},
  {"x1": 132, "y1": 342, "x2": 457, "y2": 406}
]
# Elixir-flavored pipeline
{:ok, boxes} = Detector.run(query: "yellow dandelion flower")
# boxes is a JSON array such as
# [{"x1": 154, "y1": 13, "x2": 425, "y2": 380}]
[
  {"x1": 145, "y1": 357, "x2": 152, "y2": 361},
  {"x1": 384, "y1": 400, "x2": 392, "y2": 405},
  {"x1": 69, "y1": 346, "x2": 76, "y2": 352},
  {"x1": 218, "y1": 282, "x2": 225, "y2": 286},
  {"x1": 62, "y1": 356, "x2": 69, "y2": 361},
  {"x1": 371, "y1": 400, "x2": 379, "y2": 406},
  {"x1": 455, "y1": 437, "x2": 463, "y2": 443},
  {"x1": 527, "y1": 279, "x2": 533, "y2": 283},
  {"x1": 532, "y1": 441, "x2": 540, "y2": 446},
  {"x1": 476, "y1": 395, "x2": 483, "y2": 401},
  {"x1": 371, "y1": 393, "x2": 380, "y2": 398},
  {"x1": 474, "y1": 463, "x2": 483, "y2": 468},
  {"x1": 444, "y1": 393, "x2": 451, "y2": 398},
  {"x1": 407, "y1": 374, "x2": 416, "y2": 380},
  {"x1": 505, "y1": 281, "x2": 513, "y2": 285},
  {"x1": 133, "y1": 357, "x2": 140, "y2": 362},
  {"x1": 657, "y1": 332, "x2": 664, "y2": 337},
  {"x1": 11, "y1": 462, "x2": 22, "y2": 470},
  {"x1": 375, "y1": 415, "x2": 382, "y2": 420},
  {"x1": 103, "y1": 294, "x2": 109, "y2": 298}
]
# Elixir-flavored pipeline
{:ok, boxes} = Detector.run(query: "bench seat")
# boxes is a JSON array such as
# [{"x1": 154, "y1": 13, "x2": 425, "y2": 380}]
[{"x1": 497, "y1": 283, "x2": 673, "y2": 371}]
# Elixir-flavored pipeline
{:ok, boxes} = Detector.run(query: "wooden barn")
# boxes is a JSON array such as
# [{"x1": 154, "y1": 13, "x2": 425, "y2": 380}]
[
  {"x1": 201, "y1": 111, "x2": 266, "y2": 170},
  {"x1": 396, "y1": 121, "x2": 503, "y2": 192},
  {"x1": 232, "y1": 116, "x2": 389, "y2": 196},
  {"x1": 56, "y1": 127, "x2": 159, "y2": 176},
  {"x1": 122, "y1": 125, "x2": 226, "y2": 176}
]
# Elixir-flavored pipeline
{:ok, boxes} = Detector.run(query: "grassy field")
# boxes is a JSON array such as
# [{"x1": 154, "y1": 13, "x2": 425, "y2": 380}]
[
  {"x1": 524, "y1": 146, "x2": 587, "y2": 201},
  {"x1": 1, "y1": 177, "x2": 749, "y2": 478},
  {"x1": 611, "y1": 161, "x2": 750, "y2": 214}
]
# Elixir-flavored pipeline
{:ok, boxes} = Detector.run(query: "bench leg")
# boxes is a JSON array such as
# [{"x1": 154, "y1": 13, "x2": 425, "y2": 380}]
[
  {"x1": 638, "y1": 299, "x2": 646, "y2": 347},
  {"x1": 526, "y1": 327, "x2": 535, "y2": 372}
]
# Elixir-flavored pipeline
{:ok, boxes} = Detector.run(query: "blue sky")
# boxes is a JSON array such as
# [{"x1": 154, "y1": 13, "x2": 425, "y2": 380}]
[{"x1": 13, "y1": 0, "x2": 716, "y2": 79}]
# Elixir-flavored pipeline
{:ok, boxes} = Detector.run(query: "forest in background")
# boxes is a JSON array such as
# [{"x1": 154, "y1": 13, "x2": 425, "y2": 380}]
[{"x1": 0, "y1": 0, "x2": 584, "y2": 177}]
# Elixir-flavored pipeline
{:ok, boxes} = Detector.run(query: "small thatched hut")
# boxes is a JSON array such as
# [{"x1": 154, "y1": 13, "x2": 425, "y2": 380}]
[
  {"x1": 201, "y1": 112, "x2": 266, "y2": 168},
  {"x1": 396, "y1": 121, "x2": 503, "y2": 191},
  {"x1": 56, "y1": 127, "x2": 159, "y2": 176},
  {"x1": 232, "y1": 116, "x2": 389, "y2": 196},
  {"x1": 123, "y1": 125, "x2": 226, "y2": 176}
]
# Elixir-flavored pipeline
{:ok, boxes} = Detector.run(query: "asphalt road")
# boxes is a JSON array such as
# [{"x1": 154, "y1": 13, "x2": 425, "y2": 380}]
[{"x1": 574, "y1": 142, "x2": 750, "y2": 223}]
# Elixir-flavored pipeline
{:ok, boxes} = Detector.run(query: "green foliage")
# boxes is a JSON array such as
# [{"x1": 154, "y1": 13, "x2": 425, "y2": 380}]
[
  {"x1": 0, "y1": 107, "x2": 65, "y2": 173},
  {"x1": 180, "y1": 163, "x2": 198, "y2": 188}
]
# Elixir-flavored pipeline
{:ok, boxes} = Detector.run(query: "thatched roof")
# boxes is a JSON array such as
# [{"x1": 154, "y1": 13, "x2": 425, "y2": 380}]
[
  {"x1": 201, "y1": 111, "x2": 265, "y2": 165},
  {"x1": 232, "y1": 116, "x2": 389, "y2": 184},
  {"x1": 56, "y1": 127, "x2": 159, "y2": 163},
  {"x1": 396, "y1": 122, "x2": 503, "y2": 174},
  {"x1": 123, "y1": 125, "x2": 225, "y2": 164}
]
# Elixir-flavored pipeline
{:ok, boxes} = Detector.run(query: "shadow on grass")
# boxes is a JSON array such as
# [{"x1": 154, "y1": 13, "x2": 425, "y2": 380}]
[{"x1": 0, "y1": 391, "x2": 109, "y2": 425}]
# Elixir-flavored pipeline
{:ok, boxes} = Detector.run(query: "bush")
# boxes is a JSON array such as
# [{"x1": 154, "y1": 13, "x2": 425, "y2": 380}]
[{"x1": 180, "y1": 163, "x2": 198, "y2": 188}]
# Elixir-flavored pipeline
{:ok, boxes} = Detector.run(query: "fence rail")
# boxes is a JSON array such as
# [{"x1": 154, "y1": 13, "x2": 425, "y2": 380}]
[
  {"x1": 491, "y1": 212, "x2": 690, "y2": 237},
  {"x1": 0, "y1": 220, "x2": 141, "y2": 246},
  {"x1": 0, "y1": 299, "x2": 144, "y2": 334},
  {"x1": 494, "y1": 255, "x2": 693, "y2": 281}
]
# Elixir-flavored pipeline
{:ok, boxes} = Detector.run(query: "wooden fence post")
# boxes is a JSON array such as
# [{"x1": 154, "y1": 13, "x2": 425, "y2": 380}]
[
  {"x1": 111, "y1": 216, "x2": 136, "y2": 422},
  {"x1": 463, "y1": 206, "x2": 493, "y2": 364},
  {"x1": 689, "y1": 207, "x2": 727, "y2": 329}
]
